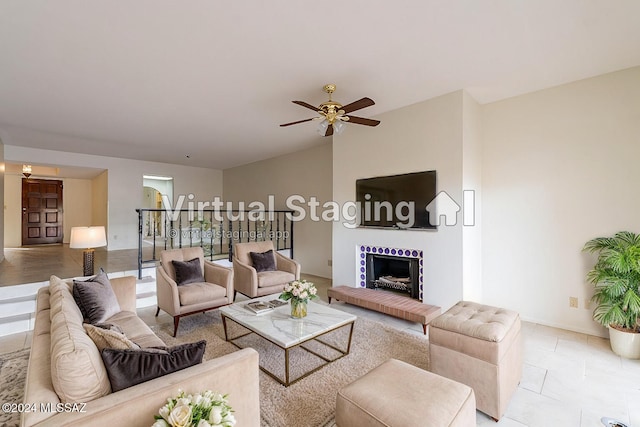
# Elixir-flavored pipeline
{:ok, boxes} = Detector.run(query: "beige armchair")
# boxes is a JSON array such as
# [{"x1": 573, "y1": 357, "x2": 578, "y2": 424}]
[
  {"x1": 232, "y1": 241, "x2": 300, "y2": 298},
  {"x1": 156, "y1": 247, "x2": 233, "y2": 336}
]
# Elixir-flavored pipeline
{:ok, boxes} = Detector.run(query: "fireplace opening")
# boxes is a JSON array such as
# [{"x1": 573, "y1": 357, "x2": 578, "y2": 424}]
[{"x1": 366, "y1": 254, "x2": 420, "y2": 300}]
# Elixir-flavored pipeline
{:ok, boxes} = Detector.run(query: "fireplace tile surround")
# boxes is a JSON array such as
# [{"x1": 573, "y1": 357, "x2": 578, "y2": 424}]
[{"x1": 357, "y1": 245, "x2": 424, "y2": 301}]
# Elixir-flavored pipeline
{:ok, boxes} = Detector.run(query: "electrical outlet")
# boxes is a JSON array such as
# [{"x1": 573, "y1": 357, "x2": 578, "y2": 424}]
[
  {"x1": 584, "y1": 299, "x2": 593, "y2": 310},
  {"x1": 327, "y1": 259, "x2": 332, "y2": 267},
  {"x1": 569, "y1": 297, "x2": 578, "y2": 308}
]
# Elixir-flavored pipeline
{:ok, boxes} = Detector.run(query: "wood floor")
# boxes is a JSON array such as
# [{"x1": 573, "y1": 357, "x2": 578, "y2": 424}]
[{"x1": 0, "y1": 245, "x2": 147, "y2": 287}]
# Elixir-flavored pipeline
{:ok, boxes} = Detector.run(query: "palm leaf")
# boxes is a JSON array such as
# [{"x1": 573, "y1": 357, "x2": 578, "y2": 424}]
[{"x1": 583, "y1": 231, "x2": 640, "y2": 328}]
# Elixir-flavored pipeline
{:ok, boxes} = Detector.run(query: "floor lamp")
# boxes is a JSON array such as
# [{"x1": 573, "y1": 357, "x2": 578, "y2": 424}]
[{"x1": 70, "y1": 226, "x2": 107, "y2": 276}]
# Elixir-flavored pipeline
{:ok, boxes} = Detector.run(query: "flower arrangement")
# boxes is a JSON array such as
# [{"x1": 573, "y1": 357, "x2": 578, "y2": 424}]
[
  {"x1": 152, "y1": 389, "x2": 236, "y2": 427},
  {"x1": 280, "y1": 279, "x2": 318, "y2": 318},
  {"x1": 279, "y1": 279, "x2": 318, "y2": 304}
]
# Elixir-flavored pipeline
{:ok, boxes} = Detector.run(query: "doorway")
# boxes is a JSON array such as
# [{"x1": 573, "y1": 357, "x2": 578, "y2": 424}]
[
  {"x1": 142, "y1": 175, "x2": 173, "y2": 241},
  {"x1": 21, "y1": 178, "x2": 64, "y2": 245}
]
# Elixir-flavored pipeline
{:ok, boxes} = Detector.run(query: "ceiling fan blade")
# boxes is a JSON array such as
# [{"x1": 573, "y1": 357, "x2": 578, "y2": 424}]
[
  {"x1": 324, "y1": 124, "x2": 334, "y2": 137},
  {"x1": 292, "y1": 100, "x2": 320, "y2": 112},
  {"x1": 280, "y1": 118, "x2": 315, "y2": 127},
  {"x1": 345, "y1": 115, "x2": 381, "y2": 127},
  {"x1": 340, "y1": 97, "x2": 375, "y2": 114}
]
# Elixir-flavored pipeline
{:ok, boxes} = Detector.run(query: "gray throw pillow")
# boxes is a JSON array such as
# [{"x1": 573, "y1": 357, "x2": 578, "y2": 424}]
[
  {"x1": 73, "y1": 270, "x2": 121, "y2": 324},
  {"x1": 101, "y1": 341, "x2": 206, "y2": 392},
  {"x1": 250, "y1": 249, "x2": 277, "y2": 272},
  {"x1": 171, "y1": 257, "x2": 205, "y2": 285}
]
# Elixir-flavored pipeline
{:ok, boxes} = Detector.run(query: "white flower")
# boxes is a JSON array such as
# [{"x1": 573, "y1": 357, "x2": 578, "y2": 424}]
[
  {"x1": 209, "y1": 406, "x2": 223, "y2": 424},
  {"x1": 197, "y1": 420, "x2": 212, "y2": 427},
  {"x1": 177, "y1": 397, "x2": 191, "y2": 406},
  {"x1": 192, "y1": 393, "x2": 203, "y2": 405},
  {"x1": 224, "y1": 413, "x2": 236, "y2": 425},
  {"x1": 159, "y1": 405, "x2": 171, "y2": 422},
  {"x1": 168, "y1": 403, "x2": 192, "y2": 427},
  {"x1": 200, "y1": 396, "x2": 212, "y2": 408},
  {"x1": 152, "y1": 420, "x2": 170, "y2": 427}
]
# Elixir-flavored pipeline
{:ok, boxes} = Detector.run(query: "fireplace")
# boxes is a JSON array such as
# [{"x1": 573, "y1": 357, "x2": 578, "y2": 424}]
[{"x1": 357, "y1": 245, "x2": 423, "y2": 301}]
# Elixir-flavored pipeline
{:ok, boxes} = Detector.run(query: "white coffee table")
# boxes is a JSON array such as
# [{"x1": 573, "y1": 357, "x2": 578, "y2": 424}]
[{"x1": 219, "y1": 295, "x2": 356, "y2": 386}]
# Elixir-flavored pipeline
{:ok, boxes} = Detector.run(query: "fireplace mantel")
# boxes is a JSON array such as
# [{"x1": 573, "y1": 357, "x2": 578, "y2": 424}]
[{"x1": 357, "y1": 245, "x2": 424, "y2": 301}]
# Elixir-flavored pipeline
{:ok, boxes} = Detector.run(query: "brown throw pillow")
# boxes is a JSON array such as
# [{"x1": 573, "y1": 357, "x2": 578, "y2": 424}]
[
  {"x1": 73, "y1": 269, "x2": 121, "y2": 324},
  {"x1": 101, "y1": 341, "x2": 206, "y2": 392},
  {"x1": 171, "y1": 258, "x2": 205, "y2": 285},
  {"x1": 250, "y1": 249, "x2": 277, "y2": 272},
  {"x1": 83, "y1": 323, "x2": 140, "y2": 351}
]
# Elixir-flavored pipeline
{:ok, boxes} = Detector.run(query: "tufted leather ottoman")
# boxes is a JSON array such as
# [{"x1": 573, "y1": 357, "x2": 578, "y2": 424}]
[
  {"x1": 336, "y1": 359, "x2": 476, "y2": 427},
  {"x1": 429, "y1": 301, "x2": 522, "y2": 420}
]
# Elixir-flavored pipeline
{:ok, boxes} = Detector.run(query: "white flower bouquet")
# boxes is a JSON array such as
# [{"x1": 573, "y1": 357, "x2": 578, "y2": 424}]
[
  {"x1": 279, "y1": 279, "x2": 318, "y2": 304},
  {"x1": 152, "y1": 389, "x2": 236, "y2": 427}
]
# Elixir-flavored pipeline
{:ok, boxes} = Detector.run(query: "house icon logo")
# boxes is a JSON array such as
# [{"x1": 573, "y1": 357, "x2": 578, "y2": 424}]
[{"x1": 425, "y1": 191, "x2": 462, "y2": 226}]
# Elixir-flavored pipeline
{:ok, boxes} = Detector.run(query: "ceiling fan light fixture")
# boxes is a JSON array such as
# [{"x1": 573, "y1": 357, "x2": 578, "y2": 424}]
[
  {"x1": 317, "y1": 119, "x2": 329, "y2": 135},
  {"x1": 281, "y1": 84, "x2": 380, "y2": 135}
]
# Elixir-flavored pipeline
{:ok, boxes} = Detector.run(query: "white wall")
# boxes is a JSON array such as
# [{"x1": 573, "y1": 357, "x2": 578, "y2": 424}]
[
  {"x1": 4, "y1": 146, "x2": 223, "y2": 250},
  {"x1": 223, "y1": 143, "x2": 333, "y2": 278},
  {"x1": 333, "y1": 91, "x2": 466, "y2": 311},
  {"x1": 481, "y1": 66, "x2": 640, "y2": 337},
  {"x1": 462, "y1": 92, "x2": 483, "y2": 301}
]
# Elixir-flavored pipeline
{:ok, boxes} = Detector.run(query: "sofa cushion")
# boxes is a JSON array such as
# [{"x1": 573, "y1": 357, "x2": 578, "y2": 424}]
[
  {"x1": 178, "y1": 282, "x2": 227, "y2": 306},
  {"x1": 257, "y1": 270, "x2": 295, "y2": 288},
  {"x1": 250, "y1": 249, "x2": 276, "y2": 272},
  {"x1": 101, "y1": 341, "x2": 207, "y2": 392},
  {"x1": 73, "y1": 270, "x2": 121, "y2": 324},
  {"x1": 172, "y1": 257, "x2": 205, "y2": 285},
  {"x1": 83, "y1": 324, "x2": 140, "y2": 351},
  {"x1": 49, "y1": 275, "x2": 112, "y2": 403},
  {"x1": 106, "y1": 311, "x2": 166, "y2": 348}
]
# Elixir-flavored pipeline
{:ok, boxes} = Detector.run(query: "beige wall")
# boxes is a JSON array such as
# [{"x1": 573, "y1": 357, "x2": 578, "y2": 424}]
[
  {"x1": 481, "y1": 66, "x2": 640, "y2": 337},
  {"x1": 333, "y1": 91, "x2": 466, "y2": 311},
  {"x1": 223, "y1": 143, "x2": 333, "y2": 278},
  {"x1": 62, "y1": 178, "x2": 93, "y2": 244},
  {"x1": 4, "y1": 174, "x2": 22, "y2": 247},
  {"x1": 3, "y1": 175, "x2": 101, "y2": 246},
  {"x1": 92, "y1": 171, "x2": 108, "y2": 230},
  {"x1": 0, "y1": 140, "x2": 4, "y2": 261},
  {"x1": 4, "y1": 146, "x2": 223, "y2": 250}
]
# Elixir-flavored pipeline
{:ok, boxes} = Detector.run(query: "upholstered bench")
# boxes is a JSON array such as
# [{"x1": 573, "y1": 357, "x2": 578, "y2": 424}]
[
  {"x1": 336, "y1": 359, "x2": 476, "y2": 427},
  {"x1": 429, "y1": 301, "x2": 522, "y2": 421},
  {"x1": 327, "y1": 286, "x2": 441, "y2": 334}
]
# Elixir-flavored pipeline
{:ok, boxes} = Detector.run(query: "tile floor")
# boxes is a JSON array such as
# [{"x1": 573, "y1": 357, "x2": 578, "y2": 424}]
[
  {"x1": 0, "y1": 254, "x2": 638, "y2": 426},
  {"x1": 0, "y1": 245, "x2": 147, "y2": 287}
]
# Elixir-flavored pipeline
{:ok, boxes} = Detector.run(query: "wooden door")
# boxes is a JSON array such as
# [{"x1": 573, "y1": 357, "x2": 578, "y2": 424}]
[{"x1": 22, "y1": 179, "x2": 64, "y2": 245}]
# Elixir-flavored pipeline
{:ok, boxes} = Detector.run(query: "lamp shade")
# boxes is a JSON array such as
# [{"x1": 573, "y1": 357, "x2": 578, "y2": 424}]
[{"x1": 70, "y1": 226, "x2": 107, "y2": 249}]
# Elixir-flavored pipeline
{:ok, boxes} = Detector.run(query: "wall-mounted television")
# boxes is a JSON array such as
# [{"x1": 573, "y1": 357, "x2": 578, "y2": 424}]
[{"x1": 356, "y1": 170, "x2": 437, "y2": 229}]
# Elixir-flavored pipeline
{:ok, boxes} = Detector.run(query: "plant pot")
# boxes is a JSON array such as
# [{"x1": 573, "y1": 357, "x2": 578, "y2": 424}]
[{"x1": 608, "y1": 326, "x2": 640, "y2": 359}]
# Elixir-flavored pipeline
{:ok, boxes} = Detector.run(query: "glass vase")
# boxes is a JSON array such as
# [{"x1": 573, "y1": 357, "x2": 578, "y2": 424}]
[{"x1": 290, "y1": 299, "x2": 307, "y2": 318}]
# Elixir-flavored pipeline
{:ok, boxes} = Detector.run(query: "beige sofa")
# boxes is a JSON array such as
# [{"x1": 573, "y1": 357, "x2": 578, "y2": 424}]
[{"x1": 22, "y1": 275, "x2": 260, "y2": 427}]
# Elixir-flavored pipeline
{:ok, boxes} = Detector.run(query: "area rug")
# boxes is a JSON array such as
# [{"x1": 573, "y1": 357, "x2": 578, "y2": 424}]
[
  {"x1": 153, "y1": 311, "x2": 430, "y2": 427},
  {"x1": 0, "y1": 349, "x2": 30, "y2": 427},
  {"x1": 0, "y1": 313, "x2": 429, "y2": 427}
]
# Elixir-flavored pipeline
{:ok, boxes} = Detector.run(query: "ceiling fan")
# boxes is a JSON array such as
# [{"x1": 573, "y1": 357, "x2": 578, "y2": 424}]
[{"x1": 280, "y1": 84, "x2": 380, "y2": 137}]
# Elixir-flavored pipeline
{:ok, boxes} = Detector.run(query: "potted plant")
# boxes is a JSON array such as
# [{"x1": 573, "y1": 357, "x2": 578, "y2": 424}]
[{"x1": 583, "y1": 231, "x2": 640, "y2": 359}]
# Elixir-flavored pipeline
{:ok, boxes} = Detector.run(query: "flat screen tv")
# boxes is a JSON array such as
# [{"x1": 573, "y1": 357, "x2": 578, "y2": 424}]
[{"x1": 356, "y1": 170, "x2": 437, "y2": 229}]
